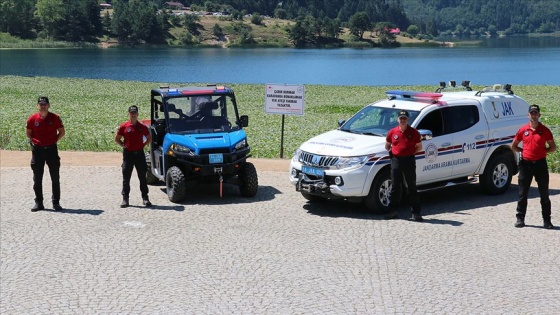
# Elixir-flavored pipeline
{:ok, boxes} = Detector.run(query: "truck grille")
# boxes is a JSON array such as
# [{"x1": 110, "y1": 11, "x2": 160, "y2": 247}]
[{"x1": 299, "y1": 151, "x2": 339, "y2": 168}]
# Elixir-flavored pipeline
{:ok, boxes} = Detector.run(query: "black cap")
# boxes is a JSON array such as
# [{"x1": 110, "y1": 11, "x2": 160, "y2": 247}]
[
  {"x1": 398, "y1": 110, "x2": 409, "y2": 118},
  {"x1": 528, "y1": 104, "x2": 540, "y2": 113},
  {"x1": 38, "y1": 96, "x2": 49, "y2": 104},
  {"x1": 128, "y1": 105, "x2": 139, "y2": 113}
]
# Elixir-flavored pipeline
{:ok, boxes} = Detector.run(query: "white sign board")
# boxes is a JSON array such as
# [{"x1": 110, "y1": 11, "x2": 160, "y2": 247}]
[{"x1": 265, "y1": 84, "x2": 305, "y2": 116}]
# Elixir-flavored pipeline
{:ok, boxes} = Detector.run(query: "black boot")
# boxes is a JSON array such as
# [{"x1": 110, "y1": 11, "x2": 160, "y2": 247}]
[
  {"x1": 31, "y1": 201, "x2": 44, "y2": 212},
  {"x1": 142, "y1": 197, "x2": 152, "y2": 207},
  {"x1": 52, "y1": 200, "x2": 62, "y2": 211},
  {"x1": 385, "y1": 210, "x2": 398, "y2": 220},
  {"x1": 544, "y1": 218, "x2": 554, "y2": 229},
  {"x1": 120, "y1": 196, "x2": 129, "y2": 208},
  {"x1": 514, "y1": 218, "x2": 525, "y2": 228}
]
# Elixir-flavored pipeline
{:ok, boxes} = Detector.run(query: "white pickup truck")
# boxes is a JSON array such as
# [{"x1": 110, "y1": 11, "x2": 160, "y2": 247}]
[{"x1": 289, "y1": 83, "x2": 529, "y2": 213}]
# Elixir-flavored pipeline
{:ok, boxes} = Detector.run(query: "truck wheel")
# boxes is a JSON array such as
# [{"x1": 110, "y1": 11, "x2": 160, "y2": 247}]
[
  {"x1": 480, "y1": 154, "x2": 512, "y2": 195},
  {"x1": 301, "y1": 192, "x2": 324, "y2": 202},
  {"x1": 145, "y1": 154, "x2": 159, "y2": 185},
  {"x1": 364, "y1": 169, "x2": 399, "y2": 213},
  {"x1": 238, "y1": 162, "x2": 258, "y2": 197},
  {"x1": 166, "y1": 166, "x2": 187, "y2": 202}
]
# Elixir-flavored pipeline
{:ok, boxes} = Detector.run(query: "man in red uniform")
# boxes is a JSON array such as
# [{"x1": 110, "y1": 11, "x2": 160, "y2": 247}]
[
  {"x1": 115, "y1": 105, "x2": 152, "y2": 208},
  {"x1": 511, "y1": 104, "x2": 556, "y2": 229},
  {"x1": 385, "y1": 110, "x2": 423, "y2": 221},
  {"x1": 26, "y1": 96, "x2": 65, "y2": 211}
]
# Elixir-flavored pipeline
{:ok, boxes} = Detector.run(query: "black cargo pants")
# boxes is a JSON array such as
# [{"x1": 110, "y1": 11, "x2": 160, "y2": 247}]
[
  {"x1": 389, "y1": 155, "x2": 421, "y2": 214},
  {"x1": 30, "y1": 145, "x2": 61, "y2": 203},
  {"x1": 121, "y1": 149, "x2": 149, "y2": 199},
  {"x1": 516, "y1": 158, "x2": 551, "y2": 221}
]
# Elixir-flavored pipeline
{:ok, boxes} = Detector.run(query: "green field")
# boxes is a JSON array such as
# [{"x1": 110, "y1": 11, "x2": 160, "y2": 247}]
[{"x1": 1, "y1": 75, "x2": 558, "y2": 172}]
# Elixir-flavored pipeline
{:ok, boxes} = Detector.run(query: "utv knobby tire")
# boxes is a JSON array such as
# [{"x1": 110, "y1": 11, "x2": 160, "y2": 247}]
[
  {"x1": 145, "y1": 154, "x2": 159, "y2": 185},
  {"x1": 166, "y1": 166, "x2": 187, "y2": 202},
  {"x1": 238, "y1": 162, "x2": 258, "y2": 197},
  {"x1": 480, "y1": 154, "x2": 512, "y2": 195}
]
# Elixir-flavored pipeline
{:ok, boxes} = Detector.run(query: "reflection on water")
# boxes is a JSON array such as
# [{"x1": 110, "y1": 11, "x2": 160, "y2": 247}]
[{"x1": 1, "y1": 37, "x2": 559, "y2": 86}]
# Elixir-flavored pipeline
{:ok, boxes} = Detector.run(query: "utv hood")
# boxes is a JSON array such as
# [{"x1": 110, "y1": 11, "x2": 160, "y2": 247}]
[{"x1": 164, "y1": 130, "x2": 246, "y2": 154}]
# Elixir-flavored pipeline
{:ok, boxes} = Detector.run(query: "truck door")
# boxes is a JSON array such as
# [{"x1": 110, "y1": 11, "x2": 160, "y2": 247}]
[
  {"x1": 414, "y1": 108, "x2": 454, "y2": 184},
  {"x1": 444, "y1": 105, "x2": 487, "y2": 177}
]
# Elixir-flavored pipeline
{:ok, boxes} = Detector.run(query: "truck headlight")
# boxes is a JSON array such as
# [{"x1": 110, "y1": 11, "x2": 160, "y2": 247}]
[
  {"x1": 235, "y1": 139, "x2": 247, "y2": 150},
  {"x1": 335, "y1": 155, "x2": 372, "y2": 170},
  {"x1": 292, "y1": 148, "x2": 302, "y2": 162},
  {"x1": 172, "y1": 143, "x2": 192, "y2": 154}
]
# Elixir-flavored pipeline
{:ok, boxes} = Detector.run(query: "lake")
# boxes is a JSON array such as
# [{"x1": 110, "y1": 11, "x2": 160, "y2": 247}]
[{"x1": 1, "y1": 38, "x2": 559, "y2": 86}]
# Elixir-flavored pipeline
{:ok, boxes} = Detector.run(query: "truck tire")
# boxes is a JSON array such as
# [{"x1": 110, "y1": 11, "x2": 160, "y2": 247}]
[
  {"x1": 238, "y1": 162, "x2": 258, "y2": 197},
  {"x1": 480, "y1": 154, "x2": 512, "y2": 195},
  {"x1": 166, "y1": 166, "x2": 187, "y2": 202},
  {"x1": 364, "y1": 169, "x2": 399, "y2": 213},
  {"x1": 145, "y1": 154, "x2": 159, "y2": 185}
]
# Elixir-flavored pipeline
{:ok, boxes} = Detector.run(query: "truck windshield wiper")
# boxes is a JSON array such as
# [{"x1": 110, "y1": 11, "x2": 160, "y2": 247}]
[{"x1": 359, "y1": 132, "x2": 384, "y2": 137}]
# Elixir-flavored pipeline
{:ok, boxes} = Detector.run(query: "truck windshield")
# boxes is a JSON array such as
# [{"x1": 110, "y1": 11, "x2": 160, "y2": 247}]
[
  {"x1": 165, "y1": 95, "x2": 239, "y2": 134},
  {"x1": 340, "y1": 106, "x2": 420, "y2": 136}
]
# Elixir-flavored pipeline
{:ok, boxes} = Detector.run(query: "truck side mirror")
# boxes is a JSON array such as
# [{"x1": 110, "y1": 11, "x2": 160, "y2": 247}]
[
  {"x1": 338, "y1": 119, "x2": 346, "y2": 127},
  {"x1": 418, "y1": 129, "x2": 433, "y2": 141},
  {"x1": 240, "y1": 115, "x2": 249, "y2": 127}
]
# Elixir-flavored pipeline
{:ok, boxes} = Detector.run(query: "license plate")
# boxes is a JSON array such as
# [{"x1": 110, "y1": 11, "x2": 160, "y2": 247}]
[
  {"x1": 302, "y1": 165, "x2": 324, "y2": 177},
  {"x1": 209, "y1": 153, "x2": 223, "y2": 164}
]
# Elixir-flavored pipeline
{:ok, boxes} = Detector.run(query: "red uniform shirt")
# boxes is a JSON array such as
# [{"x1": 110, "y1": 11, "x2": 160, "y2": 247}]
[
  {"x1": 386, "y1": 125, "x2": 421, "y2": 157},
  {"x1": 117, "y1": 121, "x2": 150, "y2": 151},
  {"x1": 514, "y1": 122, "x2": 553, "y2": 161},
  {"x1": 26, "y1": 112, "x2": 64, "y2": 146}
]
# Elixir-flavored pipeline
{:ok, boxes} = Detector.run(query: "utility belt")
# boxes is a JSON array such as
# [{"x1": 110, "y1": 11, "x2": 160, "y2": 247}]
[
  {"x1": 520, "y1": 158, "x2": 546, "y2": 165},
  {"x1": 123, "y1": 149, "x2": 145, "y2": 155},
  {"x1": 34, "y1": 144, "x2": 57, "y2": 150},
  {"x1": 391, "y1": 154, "x2": 415, "y2": 159}
]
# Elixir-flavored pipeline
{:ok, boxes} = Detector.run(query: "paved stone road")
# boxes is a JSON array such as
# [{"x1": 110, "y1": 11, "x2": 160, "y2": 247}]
[{"x1": 1, "y1": 165, "x2": 559, "y2": 314}]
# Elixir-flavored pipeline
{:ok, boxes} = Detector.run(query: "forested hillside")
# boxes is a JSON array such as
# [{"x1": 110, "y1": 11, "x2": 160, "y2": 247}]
[{"x1": 1, "y1": 0, "x2": 558, "y2": 48}]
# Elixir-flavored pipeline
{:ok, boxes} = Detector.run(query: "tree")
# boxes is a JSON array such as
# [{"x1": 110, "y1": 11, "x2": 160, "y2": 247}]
[
  {"x1": 251, "y1": 13, "x2": 263, "y2": 25},
  {"x1": 213, "y1": 23, "x2": 224, "y2": 39},
  {"x1": 35, "y1": 0, "x2": 66, "y2": 39},
  {"x1": 274, "y1": 8, "x2": 287, "y2": 20},
  {"x1": 287, "y1": 19, "x2": 311, "y2": 47},
  {"x1": 183, "y1": 13, "x2": 202, "y2": 35},
  {"x1": 101, "y1": 11, "x2": 113, "y2": 37},
  {"x1": 349, "y1": 12, "x2": 370, "y2": 39},
  {"x1": 0, "y1": 0, "x2": 37, "y2": 39},
  {"x1": 407, "y1": 25, "x2": 419, "y2": 37},
  {"x1": 111, "y1": 0, "x2": 166, "y2": 45}
]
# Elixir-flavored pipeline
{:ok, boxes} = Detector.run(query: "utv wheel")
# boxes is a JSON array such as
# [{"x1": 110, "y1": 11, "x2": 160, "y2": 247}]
[
  {"x1": 238, "y1": 162, "x2": 258, "y2": 197},
  {"x1": 145, "y1": 154, "x2": 159, "y2": 185},
  {"x1": 480, "y1": 154, "x2": 512, "y2": 195},
  {"x1": 301, "y1": 192, "x2": 324, "y2": 202},
  {"x1": 363, "y1": 169, "x2": 399, "y2": 214},
  {"x1": 166, "y1": 166, "x2": 187, "y2": 202}
]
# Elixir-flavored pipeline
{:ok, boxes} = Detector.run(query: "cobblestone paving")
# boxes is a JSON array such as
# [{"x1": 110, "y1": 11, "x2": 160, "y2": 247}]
[{"x1": 1, "y1": 166, "x2": 559, "y2": 314}]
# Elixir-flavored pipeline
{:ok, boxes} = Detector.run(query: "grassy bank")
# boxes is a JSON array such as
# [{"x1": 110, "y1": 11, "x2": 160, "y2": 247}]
[{"x1": 1, "y1": 75, "x2": 558, "y2": 172}]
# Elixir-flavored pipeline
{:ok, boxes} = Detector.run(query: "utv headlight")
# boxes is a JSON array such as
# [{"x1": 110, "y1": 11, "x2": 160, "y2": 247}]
[
  {"x1": 235, "y1": 139, "x2": 247, "y2": 150},
  {"x1": 335, "y1": 155, "x2": 372, "y2": 170},
  {"x1": 172, "y1": 143, "x2": 192, "y2": 154}
]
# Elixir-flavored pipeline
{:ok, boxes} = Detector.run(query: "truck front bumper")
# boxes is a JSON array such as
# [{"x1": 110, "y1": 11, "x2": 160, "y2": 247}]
[{"x1": 289, "y1": 161, "x2": 371, "y2": 198}]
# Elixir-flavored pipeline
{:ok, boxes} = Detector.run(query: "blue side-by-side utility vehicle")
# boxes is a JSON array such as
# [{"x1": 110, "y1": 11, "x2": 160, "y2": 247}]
[{"x1": 145, "y1": 85, "x2": 258, "y2": 202}]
